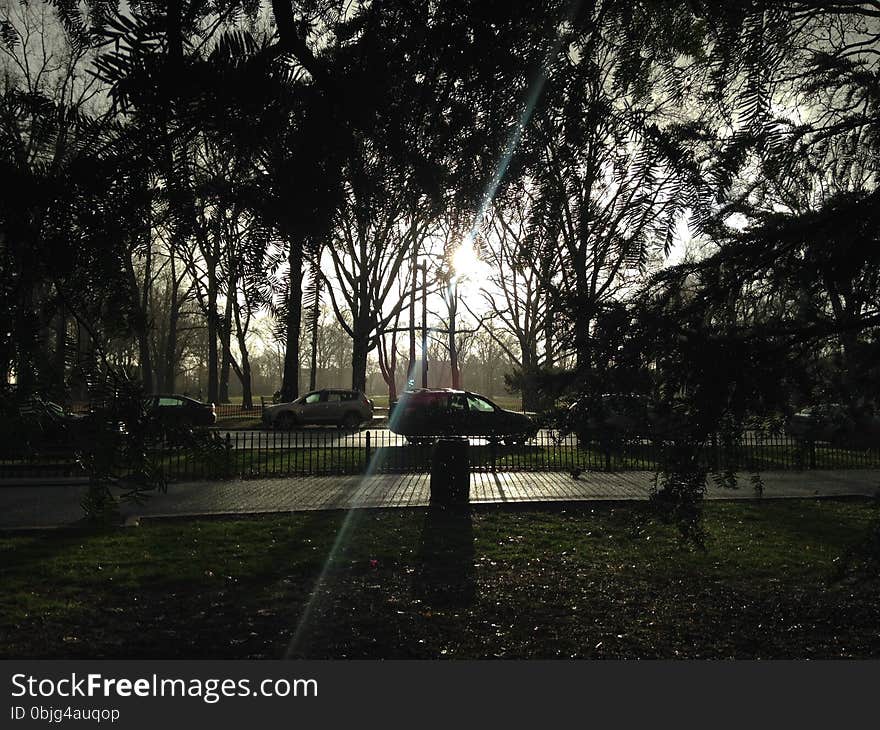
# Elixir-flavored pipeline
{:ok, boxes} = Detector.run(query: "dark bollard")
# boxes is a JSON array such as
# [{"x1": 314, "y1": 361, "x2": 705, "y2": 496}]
[{"x1": 430, "y1": 437, "x2": 470, "y2": 506}]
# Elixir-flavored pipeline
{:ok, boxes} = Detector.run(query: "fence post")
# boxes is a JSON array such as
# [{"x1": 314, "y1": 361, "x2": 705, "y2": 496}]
[
  {"x1": 365, "y1": 430, "x2": 371, "y2": 471},
  {"x1": 809, "y1": 439, "x2": 816, "y2": 469},
  {"x1": 490, "y1": 438, "x2": 497, "y2": 473},
  {"x1": 225, "y1": 433, "x2": 232, "y2": 477}
]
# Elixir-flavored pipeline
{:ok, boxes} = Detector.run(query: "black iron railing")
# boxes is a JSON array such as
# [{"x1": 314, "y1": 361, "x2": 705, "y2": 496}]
[
  {"x1": 3, "y1": 427, "x2": 879, "y2": 481},
  {"x1": 214, "y1": 404, "x2": 263, "y2": 420}
]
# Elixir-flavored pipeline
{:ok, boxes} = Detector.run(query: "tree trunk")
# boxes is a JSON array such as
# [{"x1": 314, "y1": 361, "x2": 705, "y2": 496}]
[
  {"x1": 449, "y1": 315, "x2": 460, "y2": 389},
  {"x1": 544, "y1": 311, "x2": 554, "y2": 369},
  {"x1": 206, "y1": 262, "x2": 219, "y2": 404},
  {"x1": 350, "y1": 286, "x2": 372, "y2": 394},
  {"x1": 163, "y1": 253, "x2": 181, "y2": 393},
  {"x1": 308, "y1": 274, "x2": 321, "y2": 392},
  {"x1": 140, "y1": 240, "x2": 154, "y2": 393},
  {"x1": 52, "y1": 304, "x2": 67, "y2": 401},
  {"x1": 281, "y1": 240, "x2": 303, "y2": 402},
  {"x1": 123, "y1": 254, "x2": 153, "y2": 394},
  {"x1": 232, "y1": 292, "x2": 253, "y2": 409},
  {"x1": 239, "y1": 359, "x2": 253, "y2": 409},
  {"x1": 237, "y1": 346, "x2": 253, "y2": 409},
  {"x1": 574, "y1": 313, "x2": 592, "y2": 373},
  {"x1": 388, "y1": 371, "x2": 397, "y2": 403},
  {"x1": 408, "y1": 243, "x2": 417, "y2": 385},
  {"x1": 219, "y1": 285, "x2": 233, "y2": 403},
  {"x1": 72, "y1": 320, "x2": 92, "y2": 402},
  {"x1": 161, "y1": 0, "x2": 186, "y2": 395},
  {"x1": 574, "y1": 250, "x2": 592, "y2": 371},
  {"x1": 377, "y1": 326, "x2": 399, "y2": 404},
  {"x1": 14, "y1": 281, "x2": 36, "y2": 394},
  {"x1": 351, "y1": 325, "x2": 370, "y2": 394},
  {"x1": 137, "y1": 328, "x2": 153, "y2": 394},
  {"x1": 520, "y1": 353, "x2": 539, "y2": 412}
]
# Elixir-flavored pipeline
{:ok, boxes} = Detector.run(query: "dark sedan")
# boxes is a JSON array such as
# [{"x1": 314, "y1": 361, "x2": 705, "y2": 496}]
[
  {"x1": 786, "y1": 404, "x2": 880, "y2": 446},
  {"x1": 566, "y1": 393, "x2": 692, "y2": 442},
  {"x1": 389, "y1": 389, "x2": 536, "y2": 445},
  {"x1": 145, "y1": 394, "x2": 217, "y2": 430}
]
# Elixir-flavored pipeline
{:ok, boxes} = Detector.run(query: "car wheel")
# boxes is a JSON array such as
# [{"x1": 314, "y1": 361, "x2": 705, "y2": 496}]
[
  {"x1": 275, "y1": 412, "x2": 296, "y2": 431},
  {"x1": 342, "y1": 412, "x2": 361, "y2": 430}
]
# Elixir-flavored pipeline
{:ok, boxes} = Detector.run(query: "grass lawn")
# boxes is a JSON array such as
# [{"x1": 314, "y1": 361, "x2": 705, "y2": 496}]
[{"x1": 2, "y1": 499, "x2": 879, "y2": 659}]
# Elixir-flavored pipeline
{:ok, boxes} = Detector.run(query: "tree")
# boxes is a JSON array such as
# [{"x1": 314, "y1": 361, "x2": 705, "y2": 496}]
[
  {"x1": 148, "y1": 235, "x2": 198, "y2": 394},
  {"x1": 573, "y1": 1, "x2": 880, "y2": 542},
  {"x1": 0, "y1": 0, "x2": 117, "y2": 395},
  {"x1": 476, "y1": 185, "x2": 562, "y2": 409},
  {"x1": 631, "y1": 1, "x2": 880, "y2": 421},
  {"x1": 522, "y1": 1, "x2": 708, "y2": 374},
  {"x1": 323, "y1": 159, "x2": 432, "y2": 393},
  {"x1": 279, "y1": 0, "x2": 576, "y2": 392}
]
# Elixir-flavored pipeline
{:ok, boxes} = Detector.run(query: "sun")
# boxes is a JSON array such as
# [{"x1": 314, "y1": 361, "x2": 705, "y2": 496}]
[{"x1": 451, "y1": 239, "x2": 481, "y2": 277}]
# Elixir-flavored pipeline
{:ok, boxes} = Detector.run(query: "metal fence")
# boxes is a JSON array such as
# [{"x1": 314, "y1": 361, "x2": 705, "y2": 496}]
[
  {"x1": 0, "y1": 447, "x2": 85, "y2": 480},
  {"x1": 3, "y1": 427, "x2": 879, "y2": 481},
  {"x1": 214, "y1": 404, "x2": 263, "y2": 421}
]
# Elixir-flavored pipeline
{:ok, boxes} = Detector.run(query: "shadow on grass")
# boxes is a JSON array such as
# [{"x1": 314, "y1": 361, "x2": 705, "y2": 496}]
[
  {"x1": 413, "y1": 506, "x2": 475, "y2": 609},
  {"x1": 5, "y1": 501, "x2": 880, "y2": 659},
  {"x1": 0, "y1": 512, "x2": 348, "y2": 659}
]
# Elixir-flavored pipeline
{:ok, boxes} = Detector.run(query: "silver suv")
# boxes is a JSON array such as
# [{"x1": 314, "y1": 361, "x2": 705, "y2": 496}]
[{"x1": 262, "y1": 389, "x2": 374, "y2": 430}]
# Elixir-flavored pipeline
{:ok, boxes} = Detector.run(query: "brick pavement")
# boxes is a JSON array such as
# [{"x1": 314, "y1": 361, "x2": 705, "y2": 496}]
[{"x1": 1, "y1": 469, "x2": 878, "y2": 529}]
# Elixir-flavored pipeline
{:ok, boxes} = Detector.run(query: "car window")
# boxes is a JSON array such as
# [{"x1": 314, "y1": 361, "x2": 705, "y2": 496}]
[
  {"x1": 304, "y1": 392, "x2": 322, "y2": 404},
  {"x1": 158, "y1": 397, "x2": 182, "y2": 407},
  {"x1": 340, "y1": 392, "x2": 356, "y2": 401},
  {"x1": 450, "y1": 394, "x2": 467, "y2": 411},
  {"x1": 415, "y1": 394, "x2": 446, "y2": 414},
  {"x1": 326, "y1": 392, "x2": 342, "y2": 403},
  {"x1": 467, "y1": 395, "x2": 495, "y2": 413}
]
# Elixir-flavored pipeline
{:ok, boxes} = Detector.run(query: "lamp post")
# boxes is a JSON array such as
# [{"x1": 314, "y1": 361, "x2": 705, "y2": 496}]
[
  {"x1": 408, "y1": 243, "x2": 417, "y2": 388},
  {"x1": 447, "y1": 274, "x2": 460, "y2": 389},
  {"x1": 421, "y1": 260, "x2": 428, "y2": 388}
]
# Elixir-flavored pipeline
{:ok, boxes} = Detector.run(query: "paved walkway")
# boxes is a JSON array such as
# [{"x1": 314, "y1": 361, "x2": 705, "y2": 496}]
[{"x1": 1, "y1": 469, "x2": 879, "y2": 529}]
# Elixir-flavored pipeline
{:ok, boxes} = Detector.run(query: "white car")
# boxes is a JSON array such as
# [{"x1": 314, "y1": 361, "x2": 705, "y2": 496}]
[{"x1": 262, "y1": 389, "x2": 374, "y2": 430}]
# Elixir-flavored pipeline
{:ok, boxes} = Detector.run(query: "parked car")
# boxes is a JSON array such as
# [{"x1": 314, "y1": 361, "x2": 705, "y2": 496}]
[
  {"x1": 389, "y1": 389, "x2": 537, "y2": 445},
  {"x1": 566, "y1": 393, "x2": 691, "y2": 441},
  {"x1": 786, "y1": 404, "x2": 880, "y2": 446},
  {"x1": 0, "y1": 396, "x2": 127, "y2": 455},
  {"x1": 262, "y1": 389, "x2": 374, "y2": 430},
  {"x1": 15, "y1": 397, "x2": 89, "y2": 445},
  {"x1": 145, "y1": 394, "x2": 217, "y2": 430}
]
